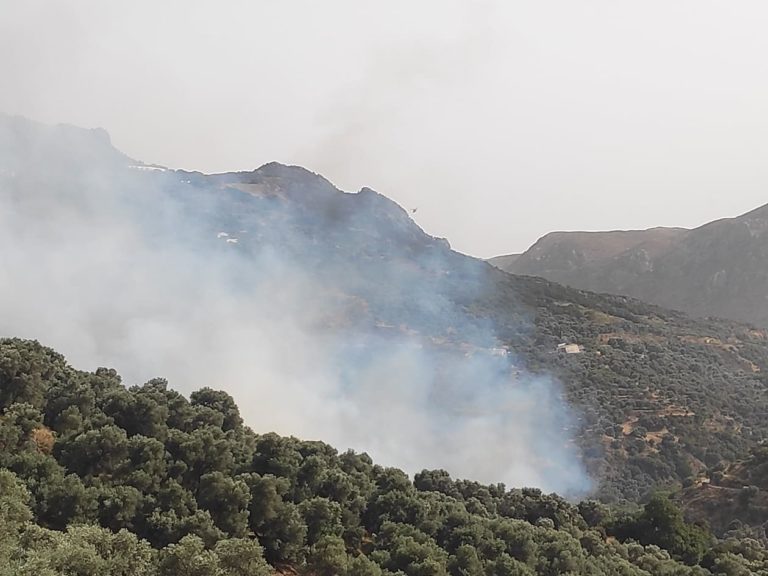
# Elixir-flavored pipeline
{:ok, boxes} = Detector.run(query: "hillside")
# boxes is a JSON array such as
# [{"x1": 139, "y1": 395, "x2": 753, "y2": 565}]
[
  {"x1": 489, "y1": 228, "x2": 689, "y2": 286},
  {"x1": 490, "y1": 207, "x2": 768, "y2": 327},
  {"x1": 487, "y1": 253, "x2": 522, "y2": 270},
  {"x1": 3, "y1": 115, "x2": 768, "y2": 509},
  {"x1": 2, "y1": 337, "x2": 767, "y2": 576},
  {"x1": 680, "y1": 443, "x2": 768, "y2": 543}
]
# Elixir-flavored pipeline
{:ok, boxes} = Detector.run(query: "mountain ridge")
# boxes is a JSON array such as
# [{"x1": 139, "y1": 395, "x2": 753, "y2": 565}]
[{"x1": 491, "y1": 207, "x2": 768, "y2": 326}]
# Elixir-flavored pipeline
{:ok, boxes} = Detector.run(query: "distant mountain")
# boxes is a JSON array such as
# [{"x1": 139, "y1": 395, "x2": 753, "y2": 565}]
[
  {"x1": 5, "y1": 115, "x2": 768, "y2": 510},
  {"x1": 490, "y1": 209, "x2": 768, "y2": 326},
  {"x1": 489, "y1": 228, "x2": 689, "y2": 280},
  {"x1": 486, "y1": 252, "x2": 521, "y2": 270},
  {"x1": 0, "y1": 112, "x2": 131, "y2": 174}
]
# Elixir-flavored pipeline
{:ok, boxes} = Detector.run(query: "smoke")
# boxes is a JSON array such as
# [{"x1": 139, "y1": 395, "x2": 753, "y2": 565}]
[{"x1": 0, "y1": 115, "x2": 590, "y2": 496}]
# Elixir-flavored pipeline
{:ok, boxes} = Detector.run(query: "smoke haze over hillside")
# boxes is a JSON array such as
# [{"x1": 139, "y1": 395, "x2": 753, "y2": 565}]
[{"x1": 0, "y1": 117, "x2": 590, "y2": 496}]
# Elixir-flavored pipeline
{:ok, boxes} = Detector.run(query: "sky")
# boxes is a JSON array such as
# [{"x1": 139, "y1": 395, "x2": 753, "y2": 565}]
[{"x1": 2, "y1": 0, "x2": 768, "y2": 258}]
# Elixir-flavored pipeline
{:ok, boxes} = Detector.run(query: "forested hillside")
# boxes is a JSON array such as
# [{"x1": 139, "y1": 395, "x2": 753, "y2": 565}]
[
  {"x1": 4, "y1": 115, "x2": 768, "y2": 504},
  {"x1": 499, "y1": 278, "x2": 768, "y2": 502},
  {"x1": 4, "y1": 337, "x2": 768, "y2": 576}
]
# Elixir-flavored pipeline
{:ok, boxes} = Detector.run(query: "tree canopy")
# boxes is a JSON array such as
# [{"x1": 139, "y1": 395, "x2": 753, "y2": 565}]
[{"x1": 2, "y1": 337, "x2": 768, "y2": 575}]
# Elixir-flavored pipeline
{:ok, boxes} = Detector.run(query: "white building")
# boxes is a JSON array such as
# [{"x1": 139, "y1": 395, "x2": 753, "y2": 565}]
[{"x1": 557, "y1": 343, "x2": 584, "y2": 354}]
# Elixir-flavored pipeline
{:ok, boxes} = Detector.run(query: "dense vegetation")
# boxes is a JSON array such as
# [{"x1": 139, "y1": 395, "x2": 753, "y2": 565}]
[{"x1": 4, "y1": 337, "x2": 768, "y2": 575}]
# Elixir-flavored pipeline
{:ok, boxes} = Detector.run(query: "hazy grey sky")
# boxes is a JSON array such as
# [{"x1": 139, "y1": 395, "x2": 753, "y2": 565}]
[{"x1": 2, "y1": 0, "x2": 768, "y2": 257}]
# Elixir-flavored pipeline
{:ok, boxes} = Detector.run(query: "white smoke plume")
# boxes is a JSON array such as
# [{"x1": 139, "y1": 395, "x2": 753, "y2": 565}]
[{"x1": 0, "y1": 115, "x2": 591, "y2": 496}]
